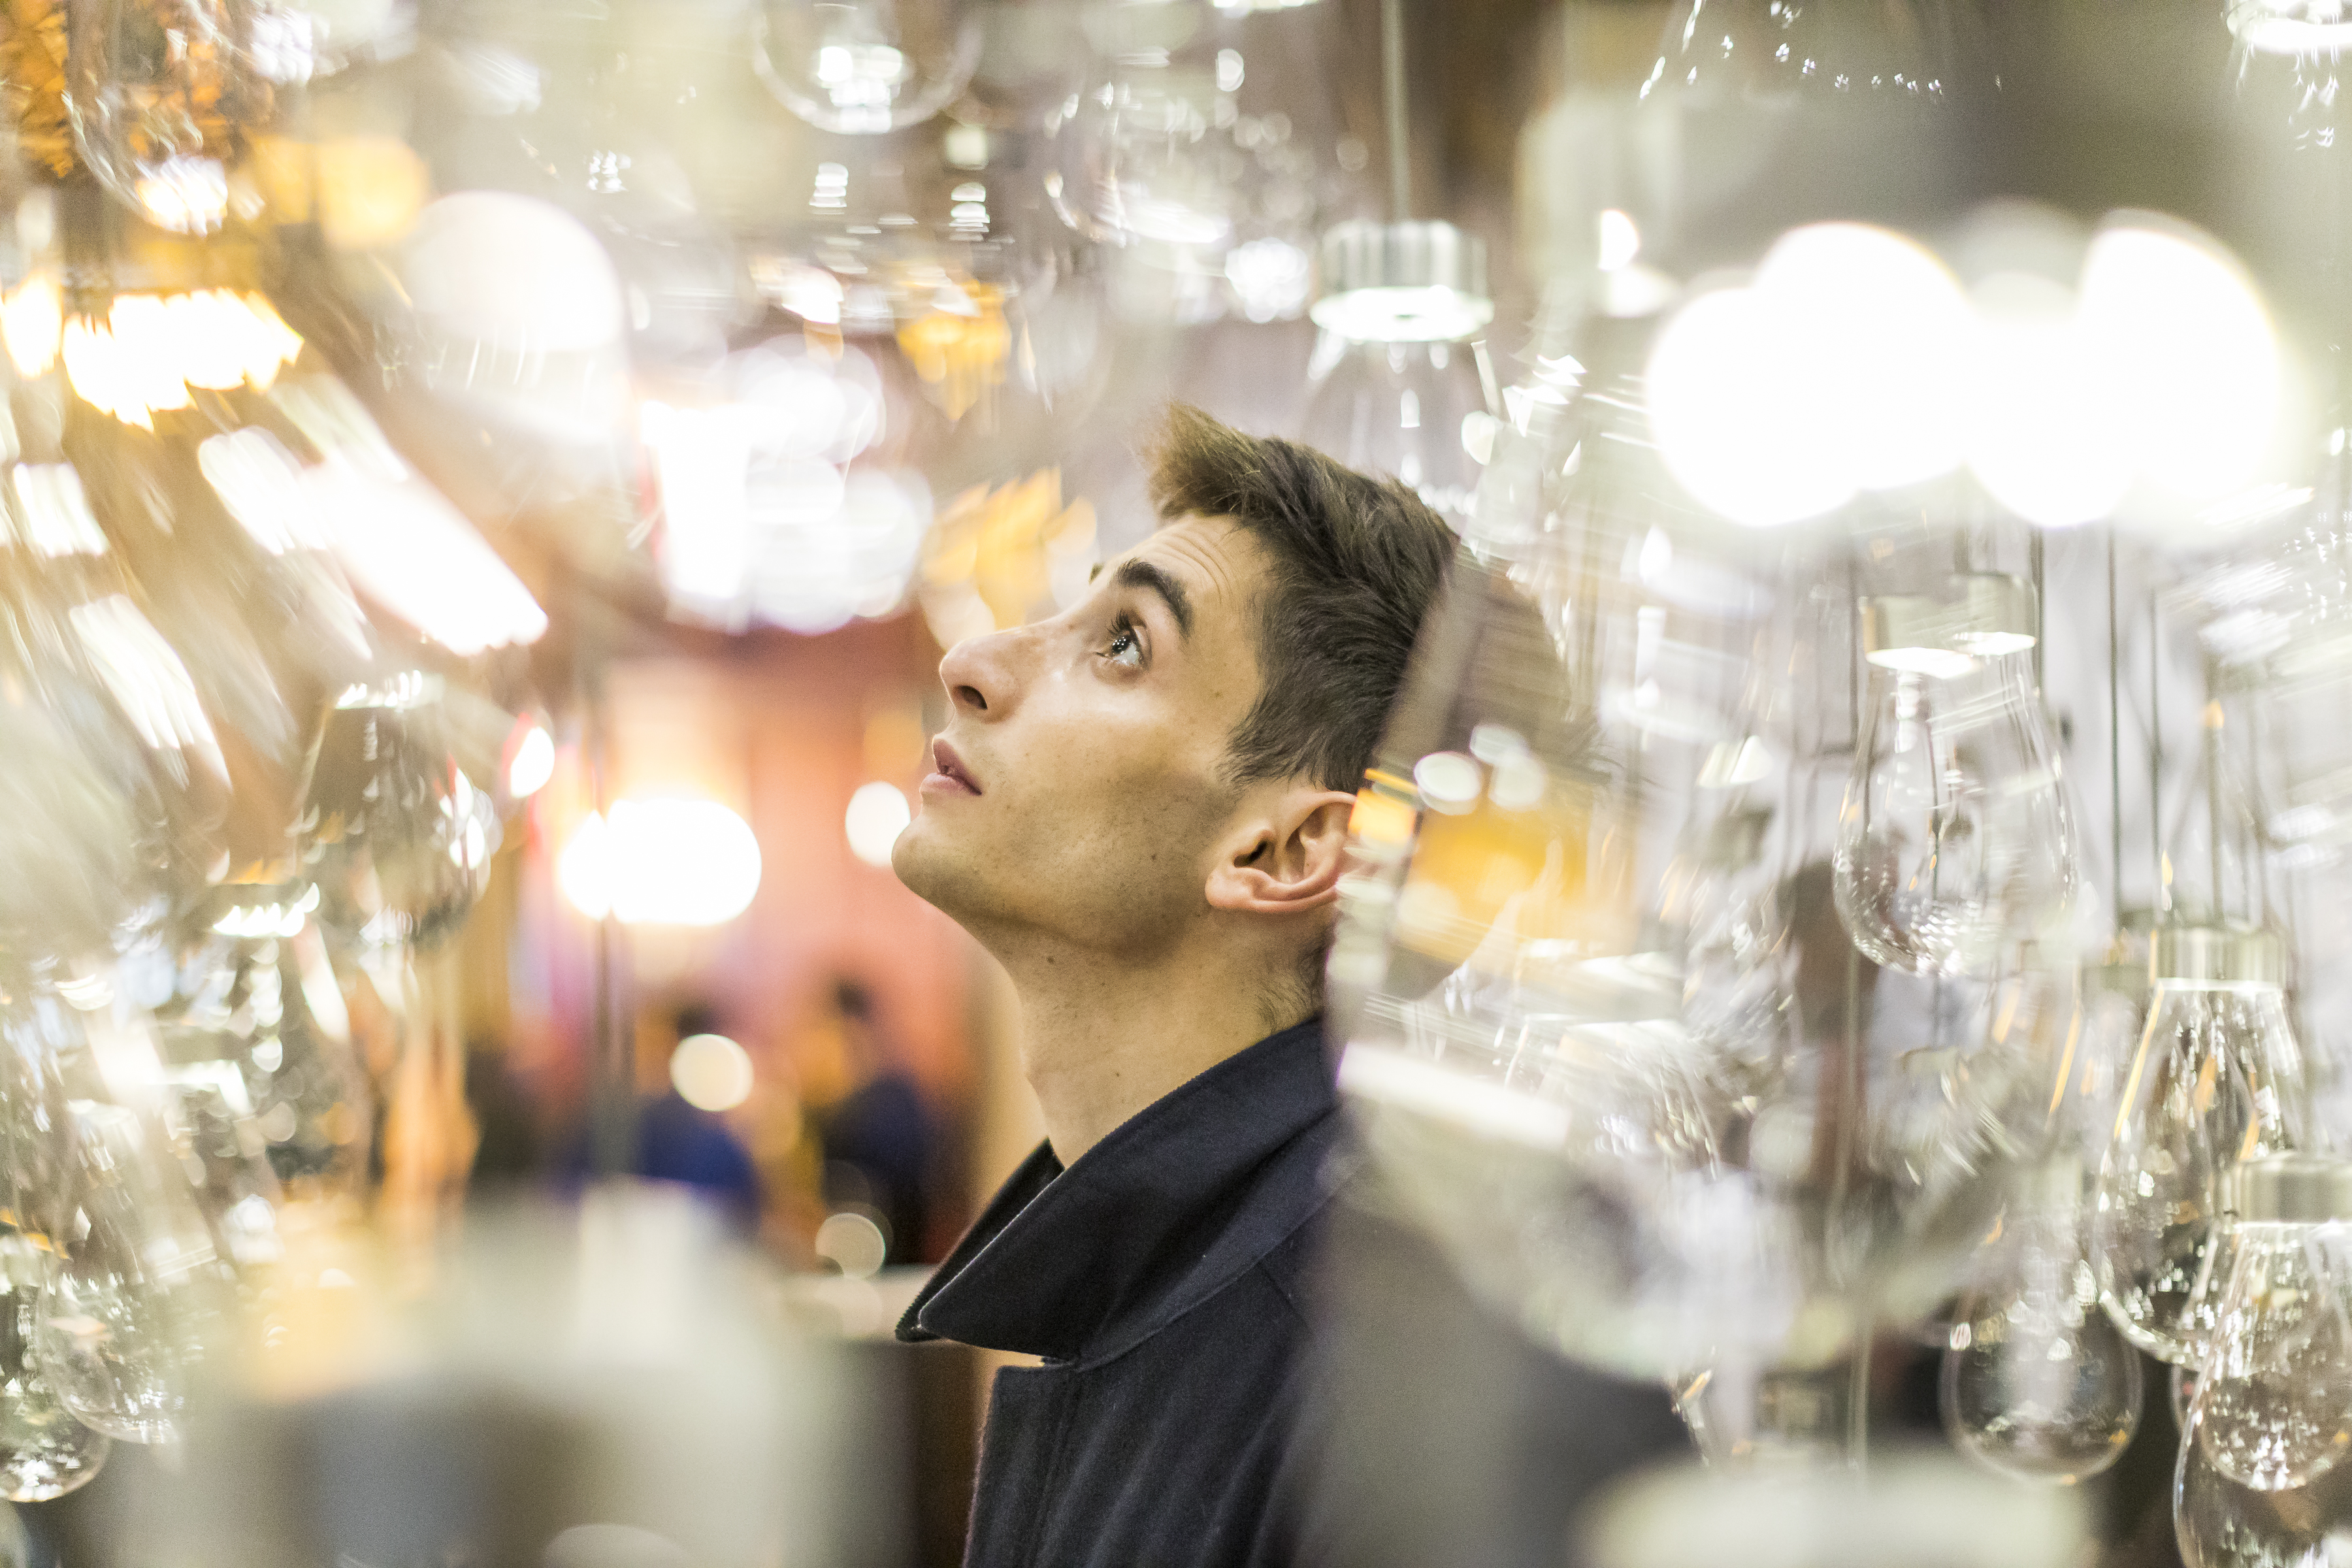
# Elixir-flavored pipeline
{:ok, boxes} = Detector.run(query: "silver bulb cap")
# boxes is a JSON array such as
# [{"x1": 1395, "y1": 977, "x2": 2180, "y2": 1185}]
[
  {"x1": 2150, "y1": 924, "x2": 2282, "y2": 987},
  {"x1": 2229, "y1": 0, "x2": 2352, "y2": 54},
  {"x1": 1861, "y1": 574, "x2": 2038, "y2": 665},
  {"x1": 2223, "y1": 1153, "x2": 2352, "y2": 1224},
  {"x1": 1311, "y1": 220, "x2": 1494, "y2": 344}
]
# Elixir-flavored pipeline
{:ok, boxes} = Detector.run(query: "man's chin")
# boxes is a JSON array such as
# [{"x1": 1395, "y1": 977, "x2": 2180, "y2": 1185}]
[{"x1": 889, "y1": 818, "x2": 960, "y2": 906}]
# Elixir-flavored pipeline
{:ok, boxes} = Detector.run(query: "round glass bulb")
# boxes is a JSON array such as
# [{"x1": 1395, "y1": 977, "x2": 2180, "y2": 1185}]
[{"x1": 2196, "y1": 1217, "x2": 2352, "y2": 1492}]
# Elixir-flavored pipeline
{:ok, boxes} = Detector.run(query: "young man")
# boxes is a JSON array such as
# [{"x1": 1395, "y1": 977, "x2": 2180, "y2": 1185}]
[{"x1": 891, "y1": 404, "x2": 1454, "y2": 1567}]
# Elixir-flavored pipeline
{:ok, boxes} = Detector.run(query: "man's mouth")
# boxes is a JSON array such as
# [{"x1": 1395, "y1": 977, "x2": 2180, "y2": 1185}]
[{"x1": 925, "y1": 738, "x2": 981, "y2": 796}]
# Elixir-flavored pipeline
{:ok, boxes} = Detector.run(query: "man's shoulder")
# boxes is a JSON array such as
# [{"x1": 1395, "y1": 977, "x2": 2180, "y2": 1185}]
[{"x1": 1086, "y1": 1111, "x2": 1350, "y2": 1364}]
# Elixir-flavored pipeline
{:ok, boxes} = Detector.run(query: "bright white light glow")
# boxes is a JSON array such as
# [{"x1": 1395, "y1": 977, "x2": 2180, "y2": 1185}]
[
  {"x1": 135, "y1": 155, "x2": 229, "y2": 235},
  {"x1": 815, "y1": 1211, "x2": 889, "y2": 1278},
  {"x1": 1754, "y1": 223, "x2": 1972, "y2": 491},
  {"x1": 1414, "y1": 751, "x2": 1483, "y2": 813},
  {"x1": 2229, "y1": 0, "x2": 2352, "y2": 53},
  {"x1": 1598, "y1": 209, "x2": 1641, "y2": 272},
  {"x1": 9, "y1": 465, "x2": 108, "y2": 556},
  {"x1": 1865, "y1": 646, "x2": 1982, "y2": 679},
  {"x1": 2078, "y1": 223, "x2": 2279, "y2": 508},
  {"x1": 2, "y1": 274, "x2": 59, "y2": 377},
  {"x1": 1649, "y1": 214, "x2": 2285, "y2": 534},
  {"x1": 643, "y1": 340, "x2": 924, "y2": 633},
  {"x1": 70, "y1": 595, "x2": 227, "y2": 779},
  {"x1": 214, "y1": 884, "x2": 321, "y2": 939},
  {"x1": 1648, "y1": 286, "x2": 1855, "y2": 528},
  {"x1": 670, "y1": 1032, "x2": 754, "y2": 1113},
  {"x1": 557, "y1": 799, "x2": 762, "y2": 926},
  {"x1": 1226, "y1": 238, "x2": 1314, "y2": 323},
  {"x1": 402, "y1": 192, "x2": 625, "y2": 353},
  {"x1": 56, "y1": 290, "x2": 302, "y2": 429},
  {"x1": 199, "y1": 428, "x2": 329, "y2": 553},
  {"x1": 1965, "y1": 272, "x2": 2134, "y2": 527},
  {"x1": 272, "y1": 378, "x2": 548, "y2": 654},
  {"x1": 1311, "y1": 285, "x2": 1496, "y2": 344},
  {"x1": 1648, "y1": 223, "x2": 1968, "y2": 527},
  {"x1": 507, "y1": 724, "x2": 555, "y2": 798},
  {"x1": 844, "y1": 781, "x2": 911, "y2": 868}
]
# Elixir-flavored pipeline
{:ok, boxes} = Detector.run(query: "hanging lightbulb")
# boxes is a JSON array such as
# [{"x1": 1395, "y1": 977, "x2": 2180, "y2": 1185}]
[
  {"x1": 1045, "y1": 0, "x2": 1364, "y2": 323},
  {"x1": 0, "y1": 1233, "x2": 106, "y2": 1500},
  {"x1": 2174, "y1": 1156, "x2": 2352, "y2": 1568},
  {"x1": 2095, "y1": 925, "x2": 2309, "y2": 1365},
  {"x1": 1301, "y1": 222, "x2": 1497, "y2": 528},
  {"x1": 1940, "y1": 1156, "x2": 2144, "y2": 1484},
  {"x1": 1833, "y1": 574, "x2": 2080, "y2": 976},
  {"x1": 36, "y1": 1102, "x2": 238, "y2": 1443},
  {"x1": 304, "y1": 674, "x2": 503, "y2": 951},
  {"x1": 2191, "y1": 1155, "x2": 2352, "y2": 1493},
  {"x1": 752, "y1": 0, "x2": 979, "y2": 135}
]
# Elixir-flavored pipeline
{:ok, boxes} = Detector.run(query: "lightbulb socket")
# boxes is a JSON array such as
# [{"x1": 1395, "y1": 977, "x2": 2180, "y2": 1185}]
[
  {"x1": 2150, "y1": 924, "x2": 2282, "y2": 986},
  {"x1": 2223, "y1": 1154, "x2": 2352, "y2": 1224},
  {"x1": 1859, "y1": 574, "x2": 2037, "y2": 660},
  {"x1": 1311, "y1": 220, "x2": 1495, "y2": 342}
]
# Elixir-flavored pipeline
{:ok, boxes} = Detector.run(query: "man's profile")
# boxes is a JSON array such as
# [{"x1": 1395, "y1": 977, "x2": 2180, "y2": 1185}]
[{"x1": 890, "y1": 404, "x2": 1454, "y2": 1568}]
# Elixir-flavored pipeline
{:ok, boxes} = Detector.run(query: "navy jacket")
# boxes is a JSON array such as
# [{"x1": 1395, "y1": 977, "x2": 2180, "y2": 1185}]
[{"x1": 899, "y1": 1019, "x2": 1339, "y2": 1568}]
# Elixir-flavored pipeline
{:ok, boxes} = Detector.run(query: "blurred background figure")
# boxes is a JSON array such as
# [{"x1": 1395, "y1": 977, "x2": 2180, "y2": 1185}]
[
  {"x1": 563, "y1": 1003, "x2": 764, "y2": 1232},
  {"x1": 464, "y1": 1037, "x2": 544, "y2": 1199},
  {"x1": 809, "y1": 978, "x2": 941, "y2": 1266}
]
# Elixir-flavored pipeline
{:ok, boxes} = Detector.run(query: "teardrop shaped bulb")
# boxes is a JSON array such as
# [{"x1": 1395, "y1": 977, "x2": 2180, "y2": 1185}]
[
  {"x1": 1833, "y1": 610, "x2": 2075, "y2": 975},
  {"x1": 35, "y1": 1103, "x2": 234, "y2": 1444},
  {"x1": 1940, "y1": 1180, "x2": 2142, "y2": 1482},
  {"x1": 2177, "y1": 1379, "x2": 2352, "y2": 1568},
  {"x1": 2096, "y1": 973, "x2": 2304, "y2": 1364},
  {"x1": 2196, "y1": 1214, "x2": 2352, "y2": 1492}
]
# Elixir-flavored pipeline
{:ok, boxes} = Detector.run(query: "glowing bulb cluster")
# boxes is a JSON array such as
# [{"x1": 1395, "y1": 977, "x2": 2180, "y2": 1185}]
[
  {"x1": 5, "y1": 287, "x2": 307, "y2": 430},
  {"x1": 1646, "y1": 218, "x2": 2283, "y2": 532}
]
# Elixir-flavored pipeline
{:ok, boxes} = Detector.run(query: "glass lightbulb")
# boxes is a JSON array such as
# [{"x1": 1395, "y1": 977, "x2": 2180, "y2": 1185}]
[
  {"x1": 2095, "y1": 957, "x2": 2307, "y2": 1365},
  {"x1": 1833, "y1": 622, "x2": 2077, "y2": 977},
  {"x1": 1939, "y1": 1162, "x2": 2143, "y2": 1483},
  {"x1": 2192, "y1": 1160, "x2": 2352, "y2": 1493},
  {"x1": 752, "y1": 0, "x2": 979, "y2": 135},
  {"x1": 0, "y1": 1235, "x2": 105, "y2": 1500},
  {"x1": 304, "y1": 677, "x2": 501, "y2": 949},
  {"x1": 2177, "y1": 1347, "x2": 2352, "y2": 1568},
  {"x1": 1041, "y1": 1, "x2": 1355, "y2": 322},
  {"x1": 35, "y1": 1103, "x2": 235, "y2": 1443},
  {"x1": 1299, "y1": 336, "x2": 1494, "y2": 528}
]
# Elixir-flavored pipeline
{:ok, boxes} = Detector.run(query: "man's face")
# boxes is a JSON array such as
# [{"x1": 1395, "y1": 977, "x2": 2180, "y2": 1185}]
[{"x1": 891, "y1": 515, "x2": 1270, "y2": 957}]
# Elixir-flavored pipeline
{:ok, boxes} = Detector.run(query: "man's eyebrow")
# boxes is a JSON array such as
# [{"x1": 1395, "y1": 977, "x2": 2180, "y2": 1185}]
[{"x1": 1108, "y1": 558, "x2": 1194, "y2": 641}]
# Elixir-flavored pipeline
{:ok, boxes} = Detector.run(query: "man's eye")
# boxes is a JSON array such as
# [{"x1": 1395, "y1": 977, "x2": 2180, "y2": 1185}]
[{"x1": 1103, "y1": 619, "x2": 1144, "y2": 668}]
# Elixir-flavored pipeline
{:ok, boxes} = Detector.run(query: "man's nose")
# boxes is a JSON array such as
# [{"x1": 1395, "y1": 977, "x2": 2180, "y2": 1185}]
[{"x1": 938, "y1": 625, "x2": 1029, "y2": 718}]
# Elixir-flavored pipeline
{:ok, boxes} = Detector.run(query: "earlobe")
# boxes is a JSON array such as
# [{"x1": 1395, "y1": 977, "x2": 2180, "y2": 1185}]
[{"x1": 1203, "y1": 791, "x2": 1358, "y2": 915}]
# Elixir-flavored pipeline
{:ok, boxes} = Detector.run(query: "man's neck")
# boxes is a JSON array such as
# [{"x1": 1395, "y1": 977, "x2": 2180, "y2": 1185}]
[{"x1": 996, "y1": 938, "x2": 1308, "y2": 1166}]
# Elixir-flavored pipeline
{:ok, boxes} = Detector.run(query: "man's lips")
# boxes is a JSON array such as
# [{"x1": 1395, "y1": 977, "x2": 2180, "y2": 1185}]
[{"x1": 925, "y1": 738, "x2": 981, "y2": 796}]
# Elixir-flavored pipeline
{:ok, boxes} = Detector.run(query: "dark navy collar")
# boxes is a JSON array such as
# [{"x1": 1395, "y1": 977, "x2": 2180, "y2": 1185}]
[{"x1": 898, "y1": 1017, "x2": 1342, "y2": 1363}]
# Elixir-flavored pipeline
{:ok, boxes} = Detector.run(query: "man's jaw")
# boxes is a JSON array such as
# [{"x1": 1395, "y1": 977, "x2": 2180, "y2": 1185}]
[{"x1": 923, "y1": 736, "x2": 982, "y2": 797}]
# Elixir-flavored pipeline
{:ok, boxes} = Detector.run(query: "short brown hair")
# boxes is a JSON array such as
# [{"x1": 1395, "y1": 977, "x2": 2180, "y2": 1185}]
[{"x1": 1144, "y1": 405, "x2": 1457, "y2": 791}]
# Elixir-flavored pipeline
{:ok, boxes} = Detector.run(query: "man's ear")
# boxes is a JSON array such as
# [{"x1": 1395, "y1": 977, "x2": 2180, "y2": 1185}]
[{"x1": 1204, "y1": 787, "x2": 1359, "y2": 915}]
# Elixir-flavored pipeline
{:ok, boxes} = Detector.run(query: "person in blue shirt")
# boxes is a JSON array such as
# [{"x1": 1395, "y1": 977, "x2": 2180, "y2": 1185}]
[{"x1": 563, "y1": 1004, "x2": 761, "y2": 1233}]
